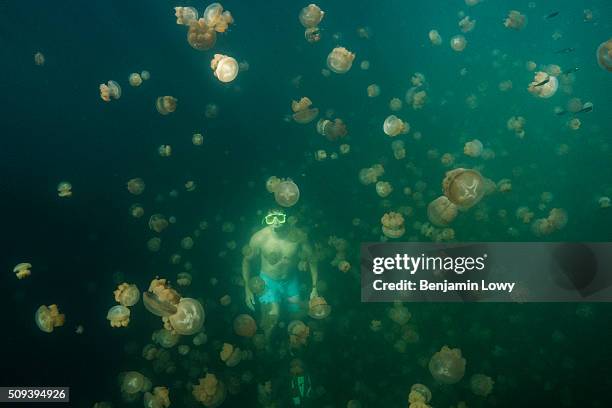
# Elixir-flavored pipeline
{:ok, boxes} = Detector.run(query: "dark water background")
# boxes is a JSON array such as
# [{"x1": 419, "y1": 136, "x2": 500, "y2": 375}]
[{"x1": 1, "y1": 0, "x2": 612, "y2": 406}]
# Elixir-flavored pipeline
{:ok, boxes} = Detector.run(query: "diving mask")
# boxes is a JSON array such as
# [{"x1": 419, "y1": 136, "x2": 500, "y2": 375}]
[{"x1": 264, "y1": 211, "x2": 287, "y2": 226}]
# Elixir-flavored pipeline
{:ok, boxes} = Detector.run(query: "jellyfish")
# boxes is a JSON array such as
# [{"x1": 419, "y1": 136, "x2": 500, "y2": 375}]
[
  {"x1": 174, "y1": 6, "x2": 198, "y2": 25},
  {"x1": 203, "y1": 3, "x2": 233, "y2": 32},
  {"x1": 388, "y1": 303, "x2": 411, "y2": 325},
  {"x1": 13, "y1": 262, "x2": 32, "y2": 279},
  {"x1": 375, "y1": 181, "x2": 393, "y2": 198},
  {"x1": 459, "y1": 16, "x2": 476, "y2": 33},
  {"x1": 292, "y1": 97, "x2": 319, "y2": 124},
  {"x1": 147, "y1": 237, "x2": 161, "y2": 252},
  {"x1": 429, "y1": 345, "x2": 466, "y2": 384},
  {"x1": 149, "y1": 214, "x2": 169, "y2": 233},
  {"x1": 304, "y1": 27, "x2": 321, "y2": 43},
  {"x1": 360, "y1": 60, "x2": 370, "y2": 70},
  {"x1": 450, "y1": 35, "x2": 467, "y2": 52},
  {"x1": 367, "y1": 84, "x2": 381, "y2": 97},
  {"x1": 408, "y1": 384, "x2": 432, "y2": 405},
  {"x1": 192, "y1": 133, "x2": 204, "y2": 145},
  {"x1": 428, "y1": 30, "x2": 442, "y2": 45},
  {"x1": 308, "y1": 297, "x2": 331, "y2": 319},
  {"x1": 381, "y1": 212, "x2": 405, "y2": 239},
  {"x1": 598, "y1": 197, "x2": 611, "y2": 209},
  {"x1": 442, "y1": 168, "x2": 485, "y2": 209},
  {"x1": 338, "y1": 260, "x2": 351, "y2": 273},
  {"x1": 567, "y1": 117, "x2": 581, "y2": 130},
  {"x1": 527, "y1": 72, "x2": 558, "y2": 98},
  {"x1": 299, "y1": 4, "x2": 324, "y2": 28},
  {"x1": 113, "y1": 283, "x2": 140, "y2": 307},
  {"x1": 187, "y1": 19, "x2": 217, "y2": 51},
  {"x1": 220, "y1": 343, "x2": 243, "y2": 367},
  {"x1": 504, "y1": 10, "x2": 527, "y2": 30},
  {"x1": 427, "y1": 196, "x2": 458, "y2": 226},
  {"x1": 288, "y1": 320, "x2": 310, "y2": 349},
  {"x1": 99, "y1": 80, "x2": 121, "y2": 102},
  {"x1": 156, "y1": 96, "x2": 177, "y2": 115},
  {"x1": 204, "y1": 103, "x2": 219, "y2": 118},
  {"x1": 107, "y1": 305, "x2": 130, "y2": 328},
  {"x1": 383, "y1": 115, "x2": 409, "y2": 137},
  {"x1": 210, "y1": 54, "x2": 239, "y2": 83},
  {"x1": 507, "y1": 115, "x2": 526, "y2": 138},
  {"x1": 389, "y1": 97, "x2": 403, "y2": 111},
  {"x1": 411, "y1": 72, "x2": 426, "y2": 87},
  {"x1": 497, "y1": 179, "x2": 512, "y2": 192},
  {"x1": 120, "y1": 371, "x2": 147, "y2": 395},
  {"x1": 166, "y1": 298, "x2": 205, "y2": 335},
  {"x1": 181, "y1": 236, "x2": 194, "y2": 249},
  {"x1": 339, "y1": 144, "x2": 350, "y2": 155},
  {"x1": 274, "y1": 179, "x2": 300, "y2": 207},
  {"x1": 405, "y1": 87, "x2": 427, "y2": 109},
  {"x1": 391, "y1": 140, "x2": 406, "y2": 160},
  {"x1": 57, "y1": 181, "x2": 72, "y2": 197},
  {"x1": 596, "y1": 39, "x2": 612, "y2": 72},
  {"x1": 233, "y1": 314, "x2": 257, "y2": 337},
  {"x1": 316, "y1": 118, "x2": 347, "y2": 140},
  {"x1": 193, "y1": 373, "x2": 226, "y2": 408},
  {"x1": 34, "y1": 51, "x2": 45, "y2": 66},
  {"x1": 463, "y1": 139, "x2": 483, "y2": 157},
  {"x1": 127, "y1": 178, "x2": 145, "y2": 195},
  {"x1": 128, "y1": 73, "x2": 142, "y2": 87},
  {"x1": 470, "y1": 374, "x2": 494, "y2": 396},
  {"x1": 358, "y1": 165, "x2": 384, "y2": 185},
  {"x1": 326, "y1": 47, "x2": 355, "y2": 74},
  {"x1": 143, "y1": 280, "x2": 180, "y2": 316},
  {"x1": 152, "y1": 328, "x2": 180, "y2": 348},
  {"x1": 143, "y1": 386, "x2": 170, "y2": 408},
  {"x1": 35, "y1": 304, "x2": 65, "y2": 333},
  {"x1": 140, "y1": 70, "x2": 150, "y2": 81}
]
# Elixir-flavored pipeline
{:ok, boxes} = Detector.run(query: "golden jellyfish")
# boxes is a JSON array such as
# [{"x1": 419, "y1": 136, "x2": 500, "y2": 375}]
[
  {"x1": 463, "y1": 139, "x2": 483, "y2": 157},
  {"x1": 141, "y1": 70, "x2": 151, "y2": 80},
  {"x1": 192, "y1": 133, "x2": 204, "y2": 145},
  {"x1": 465, "y1": 0, "x2": 480, "y2": 6},
  {"x1": 458, "y1": 16, "x2": 476, "y2": 33},
  {"x1": 304, "y1": 27, "x2": 321, "y2": 43},
  {"x1": 187, "y1": 19, "x2": 217, "y2": 51},
  {"x1": 405, "y1": 87, "x2": 427, "y2": 109},
  {"x1": 316, "y1": 118, "x2": 347, "y2": 141},
  {"x1": 114, "y1": 283, "x2": 140, "y2": 307},
  {"x1": 357, "y1": 26, "x2": 372, "y2": 39},
  {"x1": 326, "y1": 47, "x2": 355, "y2": 74},
  {"x1": 375, "y1": 181, "x2": 393, "y2": 198},
  {"x1": 220, "y1": 343, "x2": 243, "y2": 367},
  {"x1": 143, "y1": 386, "x2": 171, "y2": 408},
  {"x1": 358, "y1": 164, "x2": 384, "y2": 185},
  {"x1": 411, "y1": 72, "x2": 426, "y2": 87},
  {"x1": 497, "y1": 179, "x2": 512, "y2": 192},
  {"x1": 107, "y1": 305, "x2": 130, "y2": 328},
  {"x1": 409, "y1": 384, "x2": 432, "y2": 405},
  {"x1": 596, "y1": 39, "x2": 612, "y2": 72},
  {"x1": 35, "y1": 304, "x2": 65, "y2": 333},
  {"x1": 389, "y1": 97, "x2": 403, "y2": 111},
  {"x1": 498, "y1": 79, "x2": 513, "y2": 91},
  {"x1": 367, "y1": 84, "x2": 381, "y2": 97},
  {"x1": 181, "y1": 236, "x2": 194, "y2": 250},
  {"x1": 427, "y1": 196, "x2": 458, "y2": 227},
  {"x1": 193, "y1": 332, "x2": 207, "y2": 346},
  {"x1": 193, "y1": 373, "x2": 226, "y2": 408},
  {"x1": 177, "y1": 272, "x2": 192, "y2": 287},
  {"x1": 314, "y1": 150, "x2": 327, "y2": 161},
  {"x1": 507, "y1": 115, "x2": 526, "y2": 138},
  {"x1": 156, "y1": 96, "x2": 177, "y2": 115},
  {"x1": 308, "y1": 296, "x2": 331, "y2": 319},
  {"x1": 99, "y1": 80, "x2": 121, "y2": 102},
  {"x1": 428, "y1": 345, "x2": 466, "y2": 384},
  {"x1": 360, "y1": 60, "x2": 370, "y2": 70},
  {"x1": 174, "y1": 6, "x2": 198, "y2": 25},
  {"x1": 470, "y1": 374, "x2": 494, "y2": 397},
  {"x1": 210, "y1": 54, "x2": 239, "y2": 83},
  {"x1": 299, "y1": 4, "x2": 324, "y2": 28},
  {"x1": 598, "y1": 196, "x2": 611, "y2": 209},
  {"x1": 567, "y1": 118, "x2": 581, "y2": 130},
  {"x1": 383, "y1": 115, "x2": 409, "y2": 137},
  {"x1": 239, "y1": 60, "x2": 250, "y2": 71},
  {"x1": 504, "y1": 10, "x2": 527, "y2": 30},
  {"x1": 292, "y1": 97, "x2": 319, "y2": 124},
  {"x1": 120, "y1": 371, "x2": 148, "y2": 395},
  {"x1": 143, "y1": 279, "x2": 180, "y2": 317},
  {"x1": 203, "y1": 3, "x2": 233, "y2": 33},
  {"x1": 381, "y1": 212, "x2": 405, "y2": 239},
  {"x1": 152, "y1": 328, "x2": 180, "y2": 348},
  {"x1": 166, "y1": 298, "x2": 205, "y2": 335},
  {"x1": 34, "y1": 51, "x2": 45, "y2": 66},
  {"x1": 442, "y1": 168, "x2": 485, "y2": 209},
  {"x1": 527, "y1": 72, "x2": 558, "y2": 98},
  {"x1": 288, "y1": 320, "x2": 310, "y2": 348},
  {"x1": 338, "y1": 260, "x2": 351, "y2": 273},
  {"x1": 128, "y1": 73, "x2": 142, "y2": 87},
  {"x1": 428, "y1": 29, "x2": 442, "y2": 46},
  {"x1": 339, "y1": 143, "x2": 350, "y2": 155},
  {"x1": 266, "y1": 176, "x2": 281, "y2": 193},
  {"x1": 185, "y1": 180, "x2": 196, "y2": 192},
  {"x1": 57, "y1": 181, "x2": 72, "y2": 197},
  {"x1": 149, "y1": 214, "x2": 169, "y2": 233},
  {"x1": 147, "y1": 237, "x2": 161, "y2": 252},
  {"x1": 233, "y1": 314, "x2": 257, "y2": 337},
  {"x1": 450, "y1": 35, "x2": 467, "y2": 52},
  {"x1": 391, "y1": 140, "x2": 406, "y2": 160},
  {"x1": 274, "y1": 179, "x2": 300, "y2": 207},
  {"x1": 127, "y1": 178, "x2": 145, "y2": 195},
  {"x1": 14, "y1": 262, "x2": 32, "y2": 280},
  {"x1": 204, "y1": 103, "x2": 219, "y2": 118}
]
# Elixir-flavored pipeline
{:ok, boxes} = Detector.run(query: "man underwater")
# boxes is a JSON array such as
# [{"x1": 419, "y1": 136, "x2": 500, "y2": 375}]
[{"x1": 242, "y1": 209, "x2": 318, "y2": 343}]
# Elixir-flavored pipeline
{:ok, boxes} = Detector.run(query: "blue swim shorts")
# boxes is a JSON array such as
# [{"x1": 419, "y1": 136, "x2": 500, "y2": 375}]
[{"x1": 258, "y1": 272, "x2": 300, "y2": 309}]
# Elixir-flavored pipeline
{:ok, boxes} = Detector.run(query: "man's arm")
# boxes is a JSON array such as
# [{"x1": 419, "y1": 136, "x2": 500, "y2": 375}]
[
  {"x1": 242, "y1": 233, "x2": 260, "y2": 310},
  {"x1": 302, "y1": 240, "x2": 319, "y2": 298}
]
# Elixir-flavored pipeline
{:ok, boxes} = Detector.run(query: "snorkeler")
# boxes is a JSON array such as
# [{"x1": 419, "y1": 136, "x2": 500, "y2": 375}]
[
  {"x1": 242, "y1": 209, "x2": 318, "y2": 343},
  {"x1": 289, "y1": 358, "x2": 312, "y2": 407}
]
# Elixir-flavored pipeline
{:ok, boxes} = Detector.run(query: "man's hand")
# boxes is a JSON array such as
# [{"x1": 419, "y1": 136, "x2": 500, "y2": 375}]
[{"x1": 245, "y1": 289, "x2": 255, "y2": 311}]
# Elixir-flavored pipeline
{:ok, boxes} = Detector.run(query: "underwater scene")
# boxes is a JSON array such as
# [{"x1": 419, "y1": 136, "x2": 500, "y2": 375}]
[{"x1": 2, "y1": 0, "x2": 612, "y2": 407}]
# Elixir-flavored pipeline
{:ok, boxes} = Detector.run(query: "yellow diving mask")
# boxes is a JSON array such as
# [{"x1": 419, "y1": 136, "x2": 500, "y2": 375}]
[{"x1": 264, "y1": 210, "x2": 287, "y2": 226}]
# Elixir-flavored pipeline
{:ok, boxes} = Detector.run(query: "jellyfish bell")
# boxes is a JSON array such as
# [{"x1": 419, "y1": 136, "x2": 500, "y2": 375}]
[
  {"x1": 167, "y1": 298, "x2": 205, "y2": 335},
  {"x1": 175, "y1": 6, "x2": 199, "y2": 25},
  {"x1": 35, "y1": 304, "x2": 65, "y2": 333},
  {"x1": 140, "y1": 70, "x2": 150, "y2": 80},
  {"x1": 463, "y1": 139, "x2": 484, "y2": 157},
  {"x1": 528, "y1": 72, "x2": 558, "y2": 98},
  {"x1": 192, "y1": 374, "x2": 226, "y2": 408},
  {"x1": 99, "y1": 80, "x2": 121, "y2": 102},
  {"x1": 265, "y1": 176, "x2": 281, "y2": 193},
  {"x1": 34, "y1": 51, "x2": 45, "y2": 66},
  {"x1": 114, "y1": 283, "x2": 140, "y2": 307},
  {"x1": 187, "y1": 19, "x2": 217, "y2": 51},
  {"x1": 233, "y1": 314, "x2": 257, "y2": 337},
  {"x1": 210, "y1": 54, "x2": 239, "y2": 83},
  {"x1": 308, "y1": 297, "x2": 331, "y2": 319},
  {"x1": 299, "y1": 4, "x2": 324, "y2": 28},
  {"x1": 143, "y1": 291, "x2": 178, "y2": 317},
  {"x1": 428, "y1": 29, "x2": 442, "y2": 45},
  {"x1": 450, "y1": 35, "x2": 467, "y2": 51},
  {"x1": 127, "y1": 178, "x2": 145, "y2": 195},
  {"x1": 153, "y1": 328, "x2": 181, "y2": 348},
  {"x1": 316, "y1": 118, "x2": 347, "y2": 140},
  {"x1": 367, "y1": 84, "x2": 380, "y2": 97},
  {"x1": 428, "y1": 196, "x2": 459, "y2": 226},
  {"x1": 429, "y1": 345, "x2": 466, "y2": 384},
  {"x1": 107, "y1": 305, "x2": 131, "y2": 327},
  {"x1": 203, "y1": 3, "x2": 233, "y2": 32},
  {"x1": 442, "y1": 168, "x2": 485, "y2": 209},
  {"x1": 383, "y1": 115, "x2": 409, "y2": 137},
  {"x1": 470, "y1": 374, "x2": 494, "y2": 396},
  {"x1": 381, "y1": 212, "x2": 405, "y2": 239},
  {"x1": 326, "y1": 47, "x2": 355, "y2": 74},
  {"x1": 128, "y1": 73, "x2": 142, "y2": 87},
  {"x1": 596, "y1": 39, "x2": 612, "y2": 72},
  {"x1": 292, "y1": 97, "x2": 319, "y2": 124},
  {"x1": 156, "y1": 96, "x2": 178, "y2": 115},
  {"x1": 274, "y1": 179, "x2": 300, "y2": 207},
  {"x1": 504, "y1": 10, "x2": 527, "y2": 30},
  {"x1": 14, "y1": 262, "x2": 32, "y2": 279}
]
